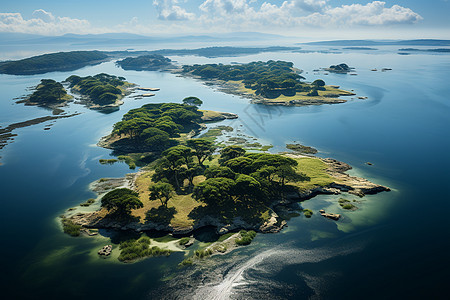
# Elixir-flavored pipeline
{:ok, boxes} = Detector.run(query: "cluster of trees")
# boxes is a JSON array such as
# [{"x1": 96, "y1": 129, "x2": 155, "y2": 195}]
[
  {"x1": 326, "y1": 63, "x2": 351, "y2": 73},
  {"x1": 28, "y1": 79, "x2": 70, "y2": 104},
  {"x1": 182, "y1": 60, "x2": 326, "y2": 98},
  {"x1": 194, "y1": 146, "x2": 307, "y2": 209},
  {"x1": 116, "y1": 54, "x2": 172, "y2": 71},
  {"x1": 151, "y1": 139, "x2": 216, "y2": 194},
  {"x1": 148, "y1": 143, "x2": 307, "y2": 213},
  {"x1": 0, "y1": 51, "x2": 107, "y2": 75},
  {"x1": 65, "y1": 73, "x2": 126, "y2": 105},
  {"x1": 112, "y1": 102, "x2": 203, "y2": 151}
]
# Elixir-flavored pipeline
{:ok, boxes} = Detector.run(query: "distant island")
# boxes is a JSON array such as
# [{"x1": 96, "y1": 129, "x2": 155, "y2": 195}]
[
  {"x1": 303, "y1": 39, "x2": 450, "y2": 47},
  {"x1": 343, "y1": 47, "x2": 378, "y2": 50},
  {"x1": 177, "y1": 60, "x2": 354, "y2": 106},
  {"x1": 116, "y1": 54, "x2": 174, "y2": 71},
  {"x1": 0, "y1": 51, "x2": 107, "y2": 75},
  {"x1": 398, "y1": 48, "x2": 450, "y2": 53},
  {"x1": 108, "y1": 46, "x2": 300, "y2": 59},
  {"x1": 323, "y1": 63, "x2": 355, "y2": 73}
]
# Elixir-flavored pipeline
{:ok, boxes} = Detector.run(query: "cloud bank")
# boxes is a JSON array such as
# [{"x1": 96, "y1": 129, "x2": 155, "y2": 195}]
[
  {"x1": 0, "y1": 10, "x2": 91, "y2": 35},
  {"x1": 0, "y1": 1, "x2": 423, "y2": 36}
]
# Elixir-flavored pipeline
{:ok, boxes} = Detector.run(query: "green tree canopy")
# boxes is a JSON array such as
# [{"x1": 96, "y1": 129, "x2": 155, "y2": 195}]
[
  {"x1": 219, "y1": 145, "x2": 246, "y2": 164},
  {"x1": 101, "y1": 188, "x2": 143, "y2": 217},
  {"x1": 186, "y1": 138, "x2": 216, "y2": 166},
  {"x1": 193, "y1": 177, "x2": 235, "y2": 207}
]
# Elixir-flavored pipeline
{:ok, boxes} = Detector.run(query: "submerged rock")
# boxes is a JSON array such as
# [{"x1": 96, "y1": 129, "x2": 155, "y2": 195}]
[{"x1": 98, "y1": 245, "x2": 112, "y2": 256}]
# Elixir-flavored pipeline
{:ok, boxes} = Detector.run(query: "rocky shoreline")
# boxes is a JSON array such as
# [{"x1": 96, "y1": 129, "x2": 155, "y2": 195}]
[{"x1": 67, "y1": 156, "x2": 389, "y2": 236}]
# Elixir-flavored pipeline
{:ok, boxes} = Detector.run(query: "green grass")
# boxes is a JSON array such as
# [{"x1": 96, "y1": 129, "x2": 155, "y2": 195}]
[
  {"x1": 99, "y1": 159, "x2": 118, "y2": 165},
  {"x1": 194, "y1": 248, "x2": 213, "y2": 258},
  {"x1": 235, "y1": 230, "x2": 257, "y2": 246},
  {"x1": 291, "y1": 157, "x2": 334, "y2": 190},
  {"x1": 303, "y1": 209, "x2": 313, "y2": 218},
  {"x1": 178, "y1": 237, "x2": 191, "y2": 246},
  {"x1": 80, "y1": 198, "x2": 95, "y2": 207},
  {"x1": 61, "y1": 217, "x2": 82, "y2": 237},
  {"x1": 179, "y1": 258, "x2": 194, "y2": 266},
  {"x1": 118, "y1": 236, "x2": 172, "y2": 262},
  {"x1": 338, "y1": 198, "x2": 357, "y2": 210}
]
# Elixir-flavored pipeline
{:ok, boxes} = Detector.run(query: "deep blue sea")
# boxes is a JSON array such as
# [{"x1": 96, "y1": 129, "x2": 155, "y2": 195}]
[{"x1": 0, "y1": 45, "x2": 449, "y2": 299}]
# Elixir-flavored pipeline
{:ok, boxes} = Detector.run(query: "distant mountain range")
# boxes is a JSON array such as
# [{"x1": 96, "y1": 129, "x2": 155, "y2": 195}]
[
  {"x1": 302, "y1": 39, "x2": 450, "y2": 46},
  {"x1": 0, "y1": 32, "x2": 286, "y2": 46}
]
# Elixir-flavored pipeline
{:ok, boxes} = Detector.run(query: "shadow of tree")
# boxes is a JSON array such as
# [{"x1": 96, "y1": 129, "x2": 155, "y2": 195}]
[{"x1": 145, "y1": 206, "x2": 177, "y2": 226}]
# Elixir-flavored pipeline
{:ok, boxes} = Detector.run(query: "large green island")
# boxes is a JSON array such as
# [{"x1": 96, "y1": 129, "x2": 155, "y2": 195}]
[
  {"x1": 178, "y1": 60, "x2": 355, "y2": 106},
  {"x1": 63, "y1": 98, "x2": 389, "y2": 264}
]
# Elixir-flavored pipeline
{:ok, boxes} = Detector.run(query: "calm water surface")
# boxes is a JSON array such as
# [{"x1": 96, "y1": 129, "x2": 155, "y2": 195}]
[{"x1": 0, "y1": 47, "x2": 449, "y2": 299}]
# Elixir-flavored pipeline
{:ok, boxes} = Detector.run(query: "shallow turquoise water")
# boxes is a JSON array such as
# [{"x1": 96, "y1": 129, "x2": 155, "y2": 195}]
[{"x1": 0, "y1": 47, "x2": 449, "y2": 299}]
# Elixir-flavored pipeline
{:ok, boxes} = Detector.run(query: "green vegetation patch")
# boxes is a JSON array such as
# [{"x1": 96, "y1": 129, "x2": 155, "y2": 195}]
[
  {"x1": 109, "y1": 102, "x2": 203, "y2": 152},
  {"x1": 80, "y1": 198, "x2": 96, "y2": 207},
  {"x1": 178, "y1": 237, "x2": 191, "y2": 246},
  {"x1": 291, "y1": 157, "x2": 334, "y2": 190},
  {"x1": 183, "y1": 60, "x2": 306, "y2": 99},
  {"x1": 338, "y1": 198, "x2": 358, "y2": 210},
  {"x1": 118, "y1": 236, "x2": 173, "y2": 262},
  {"x1": 235, "y1": 230, "x2": 257, "y2": 246},
  {"x1": 24, "y1": 79, "x2": 72, "y2": 106},
  {"x1": 65, "y1": 73, "x2": 130, "y2": 106},
  {"x1": 99, "y1": 159, "x2": 118, "y2": 165},
  {"x1": 0, "y1": 51, "x2": 107, "y2": 75},
  {"x1": 116, "y1": 54, "x2": 172, "y2": 71},
  {"x1": 286, "y1": 143, "x2": 318, "y2": 154},
  {"x1": 61, "y1": 217, "x2": 82, "y2": 237},
  {"x1": 303, "y1": 209, "x2": 313, "y2": 218}
]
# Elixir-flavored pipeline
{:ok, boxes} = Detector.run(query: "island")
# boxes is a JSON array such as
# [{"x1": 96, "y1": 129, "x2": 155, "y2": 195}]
[
  {"x1": 108, "y1": 46, "x2": 301, "y2": 59},
  {"x1": 177, "y1": 61, "x2": 355, "y2": 106},
  {"x1": 62, "y1": 99, "x2": 390, "y2": 264},
  {"x1": 323, "y1": 63, "x2": 355, "y2": 73},
  {"x1": 65, "y1": 73, "x2": 135, "y2": 111},
  {"x1": 16, "y1": 79, "x2": 73, "y2": 109},
  {"x1": 0, "y1": 51, "x2": 108, "y2": 75},
  {"x1": 116, "y1": 54, "x2": 174, "y2": 71}
]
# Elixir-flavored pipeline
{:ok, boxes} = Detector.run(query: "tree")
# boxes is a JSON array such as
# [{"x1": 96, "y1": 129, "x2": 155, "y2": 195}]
[
  {"x1": 153, "y1": 145, "x2": 195, "y2": 192},
  {"x1": 101, "y1": 188, "x2": 143, "y2": 217},
  {"x1": 149, "y1": 182, "x2": 174, "y2": 207},
  {"x1": 233, "y1": 174, "x2": 263, "y2": 202},
  {"x1": 186, "y1": 138, "x2": 216, "y2": 166},
  {"x1": 193, "y1": 177, "x2": 235, "y2": 207},
  {"x1": 219, "y1": 145, "x2": 246, "y2": 164},
  {"x1": 182, "y1": 96, "x2": 203, "y2": 106},
  {"x1": 312, "y1": 79, "x2": 325, "y2": 87},
  {"x1": 204, "y1": 166, "x2": 236, "y2": 179},
  {"x1": 223, "y1": 156, "x2": 254, "y2": 174}
]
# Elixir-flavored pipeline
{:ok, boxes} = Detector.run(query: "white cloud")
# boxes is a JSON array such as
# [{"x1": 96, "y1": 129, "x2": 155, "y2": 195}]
[
  {"x1": 197, "y1": 0, "x2": 422, "y2": 30},
  {"x1": 153, "y1": 0, "x2": 195, "y2": 20},
  {"x1": 0, "y1": 10, "x2": 91, "y2": 35},
  {"x1": 32, "y1": 9, "x2": 55, "y2": 23},
  {"x1": 303, "y1": 1, "x2": 424, "y2": 26}
]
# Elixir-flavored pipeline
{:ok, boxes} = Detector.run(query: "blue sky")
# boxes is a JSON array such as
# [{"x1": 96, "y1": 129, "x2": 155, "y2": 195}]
[{"x1": 1, "y1": 1, "x2": 449, "y2": 39}]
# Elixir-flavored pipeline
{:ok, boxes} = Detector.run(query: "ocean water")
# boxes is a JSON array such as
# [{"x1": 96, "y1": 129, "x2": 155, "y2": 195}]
[{"x1": 0, "y1": 46, "x2": 449, "y2": 299}]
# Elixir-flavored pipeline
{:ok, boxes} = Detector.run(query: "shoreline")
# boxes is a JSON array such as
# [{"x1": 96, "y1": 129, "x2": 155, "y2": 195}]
[
  {"x1": 173, "y1": 70, "x2": 356, "y2": 107},
  {"x1": 67, "y1": 155, "x2": 389, "y2": 236}
]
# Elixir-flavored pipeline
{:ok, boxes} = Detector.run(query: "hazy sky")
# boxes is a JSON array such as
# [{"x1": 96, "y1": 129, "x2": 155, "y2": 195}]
[{"x1": 1, "y1": 1, "x2": 449, "y2": 39}]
